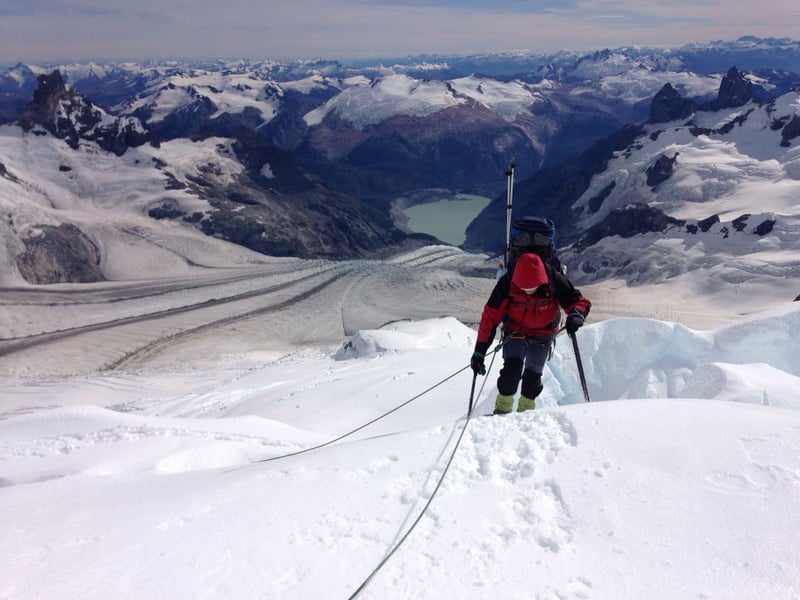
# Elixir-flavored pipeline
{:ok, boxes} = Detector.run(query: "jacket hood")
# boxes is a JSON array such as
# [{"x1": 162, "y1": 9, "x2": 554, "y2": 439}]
[{"x1": 511, "y1": 253, "x2": 549, "y2": 292}]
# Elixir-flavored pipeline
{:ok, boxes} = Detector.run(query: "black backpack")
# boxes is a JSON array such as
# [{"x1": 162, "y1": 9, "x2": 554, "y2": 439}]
[{"x1": 506, "y1": 216, "x2": 563, "y2": 277}]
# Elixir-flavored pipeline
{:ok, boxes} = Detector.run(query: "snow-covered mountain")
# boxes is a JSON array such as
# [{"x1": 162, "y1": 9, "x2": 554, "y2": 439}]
[
  {"x1": 0, "y1": 70, "x2": 414, "y2": 286},
  {"x1": 465, "y1": 67, "x2": 800, "y2": 310},
  {"x1": 0, "y1": 36, "x2": 799, "y2": 296},
  {"x1": 566, "y1": 83, "x2": 800, "y2": 281},
  {"x1": 3, "y1": 37, "x2": 797, "y2": 192}
]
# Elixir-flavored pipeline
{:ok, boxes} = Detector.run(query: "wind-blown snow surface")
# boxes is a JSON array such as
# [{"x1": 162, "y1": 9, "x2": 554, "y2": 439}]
[{"x1": 2, "y1": 308, "x2": 800, "y2": 599}]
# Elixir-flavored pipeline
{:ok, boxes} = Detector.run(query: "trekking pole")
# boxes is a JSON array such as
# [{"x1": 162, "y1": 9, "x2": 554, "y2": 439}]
[
  {"x1": 467, "y1": 372, "x2": 478, "y2": 414},
  {"x1": 503, "y1": 160, "x2": 516, "y2": 268},
  {"x1": 569, "y1": 331, "x2": 591, "y2": 403}
]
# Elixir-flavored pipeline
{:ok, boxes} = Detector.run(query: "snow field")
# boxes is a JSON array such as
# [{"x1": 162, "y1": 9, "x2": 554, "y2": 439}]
[{"x1": 2, "y1": 310, "x2": 800, "y2": 598}]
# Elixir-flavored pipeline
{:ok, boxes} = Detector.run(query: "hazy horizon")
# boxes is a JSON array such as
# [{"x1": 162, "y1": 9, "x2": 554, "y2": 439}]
[{"x1": 1, "y1": 0, "x2": 798, "y2": 65}]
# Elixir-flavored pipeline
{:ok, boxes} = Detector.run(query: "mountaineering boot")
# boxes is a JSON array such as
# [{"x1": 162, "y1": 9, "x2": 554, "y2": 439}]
[
  {"x1": 517, "y1": 394, "x2": 536, "y2": 412},
  {"x1": 493, "y1": 393, "x2": 514, "y2": 415}
]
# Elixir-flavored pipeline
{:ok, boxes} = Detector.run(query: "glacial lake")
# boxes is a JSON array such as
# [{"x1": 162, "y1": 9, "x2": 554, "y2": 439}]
[{"x1": 401, "y1": 194, "x2": 491, "y2": 245}]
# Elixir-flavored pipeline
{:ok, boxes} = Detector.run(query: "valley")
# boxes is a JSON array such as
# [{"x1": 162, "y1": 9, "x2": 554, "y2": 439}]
[
  {"x1": 0, "y1": 246, "x2": 494, "y2": 377},
  {"x1": 2, "y1": 241, "x2": 789, "y2": 381}
]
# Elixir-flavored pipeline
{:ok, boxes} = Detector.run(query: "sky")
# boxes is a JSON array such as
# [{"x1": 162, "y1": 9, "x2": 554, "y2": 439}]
[{"x1": 1, "y1": 0, "x2": 799, "y2": 64}]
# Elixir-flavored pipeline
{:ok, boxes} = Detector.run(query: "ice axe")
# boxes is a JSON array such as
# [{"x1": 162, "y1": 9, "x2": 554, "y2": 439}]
[
  {"x1": 468, "y1": 371, "x2": 478, "y2": 414},
  {"x1": 569, "y1": 331, "x2": 591, "y2": 403}
]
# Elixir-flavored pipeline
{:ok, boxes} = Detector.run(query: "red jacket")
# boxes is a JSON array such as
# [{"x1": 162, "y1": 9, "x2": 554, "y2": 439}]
[{"x1": 475, "y1": 253, "x2": 591, "y2": 354}]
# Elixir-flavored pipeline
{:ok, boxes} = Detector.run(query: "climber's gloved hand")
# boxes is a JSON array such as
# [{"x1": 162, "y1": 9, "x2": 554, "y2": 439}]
[
  {"x1": 470, "y1": 351, "x2": 486, "y2": 376},
  {"x1": 565, "y1": 311, "x2": 585, "y2": 335}
]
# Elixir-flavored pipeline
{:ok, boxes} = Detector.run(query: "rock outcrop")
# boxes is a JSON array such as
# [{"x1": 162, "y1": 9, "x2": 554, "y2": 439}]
[
  {"x1": 15, "y1": 224, "x2": 104, "y2": 284},
  {"x1": 649, "y1": 83, "x2": 695, "y2": 123},
  {"x1": 780, "y1": 115, "x2": 800, "y2": 146},
  {"x1": 646, "y1": 153, "x2": 678, "y2": 187},
  {"x1": 575, "y1": 204, "x2": 685, "y2": 251}
]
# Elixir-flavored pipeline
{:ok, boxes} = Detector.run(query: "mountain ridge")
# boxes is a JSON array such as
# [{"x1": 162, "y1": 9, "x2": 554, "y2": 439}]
[
  {"x1": 0, "y1": 36, "x2": 798, "y2": 293},
  {"x1": 0, "y1": 72, "x2": 415, "y2": 285}
]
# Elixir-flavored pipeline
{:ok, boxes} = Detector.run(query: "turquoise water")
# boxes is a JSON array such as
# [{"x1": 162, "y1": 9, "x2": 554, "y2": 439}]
[{"x1": 402, "y1": 195, "x2": 491, "y2": 245}]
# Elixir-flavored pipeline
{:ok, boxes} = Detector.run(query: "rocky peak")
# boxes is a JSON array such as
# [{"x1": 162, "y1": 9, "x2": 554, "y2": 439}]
[
  {"x1": 18, "y1": 70, "x2": 149, "y2": 156},
  {"x1": 18, "y1": 70, "x2": 73, "y2": 131},
  {"x1": 649, "y1": 83, "x2": 695, "y2": 123},
  {"x1": 716, "y1": 66, "x2": 753, "y2": 108}
]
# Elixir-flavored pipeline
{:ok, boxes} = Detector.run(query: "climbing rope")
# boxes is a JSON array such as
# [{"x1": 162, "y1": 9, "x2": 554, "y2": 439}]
[
  {"x1": 240, "y1": 341, "x2": 503, "y2": 596},
  {"x1": 346, "y1": 350, "x2": 500, "y2": 599},
  {"x1": 346, "y1": 411, "x2": 473, "y2": 599},
  {"x1": 250, "y1": 363, "x2": 474, "y2": 464}
]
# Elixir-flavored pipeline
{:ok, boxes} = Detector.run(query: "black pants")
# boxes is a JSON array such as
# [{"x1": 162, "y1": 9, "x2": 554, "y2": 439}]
[{"x1": 497, "y1": 336, "x2": 550, "y2": 398}]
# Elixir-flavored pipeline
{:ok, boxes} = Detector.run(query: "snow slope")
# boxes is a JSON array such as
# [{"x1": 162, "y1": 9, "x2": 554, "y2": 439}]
[
  {"x1": 2, "y1": 298, "x2": 799, "y2": 599},
  {"x1": 0, "y1": 126, "x2": 272, "y2": 285}
]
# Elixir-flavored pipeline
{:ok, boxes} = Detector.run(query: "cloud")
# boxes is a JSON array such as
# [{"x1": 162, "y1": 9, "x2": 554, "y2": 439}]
[{"x1": 0, "y1": 0, "x2": 798, "y2": 63}]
